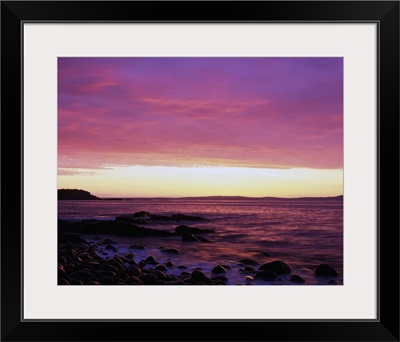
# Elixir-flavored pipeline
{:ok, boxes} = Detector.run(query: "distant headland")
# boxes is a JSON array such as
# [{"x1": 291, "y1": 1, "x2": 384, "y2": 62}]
[{"x1": 58, "y1": 189, "x2": 101, "y2": 200}]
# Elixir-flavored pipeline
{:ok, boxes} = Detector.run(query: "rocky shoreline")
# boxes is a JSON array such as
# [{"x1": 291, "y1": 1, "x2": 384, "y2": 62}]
[
  {"x1": 58, "y1": 211, "x2": 340, "y2": 286},
  {"x1": 58, "y1": 238, "x2": 339, "y2": 285}
]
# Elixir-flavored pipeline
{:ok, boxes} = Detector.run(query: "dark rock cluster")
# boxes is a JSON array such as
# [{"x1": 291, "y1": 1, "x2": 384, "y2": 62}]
[{"x1": 59, "y1": 235, "x2": 233, "y2": 285}]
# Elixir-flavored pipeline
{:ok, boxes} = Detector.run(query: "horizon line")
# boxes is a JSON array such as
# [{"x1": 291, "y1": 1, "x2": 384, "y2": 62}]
[{"x1": 98, "y1": 194, "x2": 344, "y2": 200}]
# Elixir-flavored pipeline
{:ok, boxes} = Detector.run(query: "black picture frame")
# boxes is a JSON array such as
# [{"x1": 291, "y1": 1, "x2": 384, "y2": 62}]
[{"x1": 1, "y1": 1, "x2": 399, "y2": 341}]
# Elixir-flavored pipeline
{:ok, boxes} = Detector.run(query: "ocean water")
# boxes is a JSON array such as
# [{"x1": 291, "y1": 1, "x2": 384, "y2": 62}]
[{"x1": 58, "y1": 198, "x2": 343, "y2": 285}]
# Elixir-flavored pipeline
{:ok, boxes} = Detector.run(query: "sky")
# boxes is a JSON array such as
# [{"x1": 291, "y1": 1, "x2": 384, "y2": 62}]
[{"x1": 58, "y1": 57, "x2": 343, "y2": 198}]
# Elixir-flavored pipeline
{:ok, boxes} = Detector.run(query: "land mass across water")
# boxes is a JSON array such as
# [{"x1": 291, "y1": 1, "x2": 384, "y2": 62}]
[{"x1": 58, "y1": 189, "x2": 343, "y2": 201}]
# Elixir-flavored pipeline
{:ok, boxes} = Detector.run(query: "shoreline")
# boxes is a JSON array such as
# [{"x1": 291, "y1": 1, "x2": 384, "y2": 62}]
[{"x1": 58, "y1": 232, "x2": 341, "y2": 286}]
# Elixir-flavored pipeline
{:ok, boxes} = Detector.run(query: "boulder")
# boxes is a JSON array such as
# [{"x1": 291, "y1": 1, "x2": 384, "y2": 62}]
[
  {"x1": 70, "y1": 270, "x2": 95, "y2": 281},
  {"x1": 290, "y1": 274, "x2": 305, "y2": 283},
  {"x1": 175, "y1": 225, "x2": 214, "y2": 235},
  {"x1": 181, "y1": 232, "x2": 199, "y2": 242},
  {"x1": 152, "y1": 270, "x2": 167, "y2": 281},
  {"x1": 197, "y1": 236, "x2": 210, "y2": 243},
  {"x1": 161, "y1": 248, "x2": 180, "y2": 254},
  {"x1": 212, "y1": 265, "x2": 227, "y2": 274},
  {"x1": 191, "y1": 270, "x2": 206, "y2": 283},
  {"x1": 81, "y1": 221, "x2": 175, "y2": 237},
  {"x1": 254, "y1": 270, "x2": 277, "y2": 280},
  {"x1": 150, "y1": 214, "x2": 174, "y2": 221},
  {"x1": 133, "y1": 211, "x2": 151, "y2": 218},
  {"x1": 259, "y1": 260, "x2": 291, "y2": 274},
  {"x1": 126, "y1": 266, "x2": 141, "y2": 277},
  {"x1": 145, "y1": 256, "x2": 158, "y2": 264},
  {"x1": 126, "y1": 276, "x2": 145, "y2": 285},
  {"x1": 139, "y1": 274, "x2": 158, "y2": 285},
  {"x1": 115, "y1": 216, "x2": 148, "y2": 224},
  {"x1": 100, "y1": 277, "x2": 115, "y2": 285},
  {"x1": 315, "y1": 264, "x2": 338, "y2": 277},
  {"x1": 155, "y1": 264, "x2": 167, "y2": 271}
]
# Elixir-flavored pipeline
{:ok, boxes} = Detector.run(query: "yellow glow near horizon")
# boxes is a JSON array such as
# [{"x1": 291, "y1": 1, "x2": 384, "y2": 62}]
[{"x1": 57, "y1": 165, "x2": 343, "y2": 198}]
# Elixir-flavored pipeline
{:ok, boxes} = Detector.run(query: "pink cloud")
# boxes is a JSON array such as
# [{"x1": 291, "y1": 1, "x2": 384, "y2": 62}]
[{"x1": 58, "y1": 57, "x2": 343, "y2": 170}]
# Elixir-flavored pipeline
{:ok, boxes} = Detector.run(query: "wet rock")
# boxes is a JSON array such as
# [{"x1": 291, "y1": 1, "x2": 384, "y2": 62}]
[
  {"x1": 197, "y1": 236, "x2": 210, "y2": 243},
  {"x1": 127, "y1": 266, "x2": 141, "y2": 277},
  {"x1": 166, "y1": 261, "x2": 174, "y2": 267},
  {"x1": 212, "y1": 265, "x2": 227, "y2": 274},
  {"x1": 125, "y1": 253, "x2": 135, "y2": 259},
  {"x1": 315, "y1": 264, "x2": 338, "y2": 277},
  {"x1": 112, "y1": 256, "x2": 124, "y2": 265},
  {"x1": 290, "y1": 274, "x2": 305, "y2": 283},
  {"x1": 150, "y1": 214, "x2": 174, "y2": 221},
  {"x1": 181, "y1": 232, "x2": 199, "y2": 242},
  {"x1": 129, "y1": 244, "x2": 146, "y2": 250},
  {"x1": 58, "y1": 267, "x2": 70, "y2": 281},
  {"x1": 155, "y1": 264, "x2": 167, "y2": 271},
  {"x1": 101, "y1": 264, "x2": 119, "y2": 273},
  {"x1": 133, "y1": 211, "x2": 151, "y2": 218},
  {"x1": 82, "y1": 220, "x2": 175, "y2": 237},
  {"x1": 115, "y1": 216, "x2": 148, "y2": 224},
  {"x1": 145, "y1": 256, "x2": 157, "y2": 264},
  {"x1": 238, "y1": 258, "x2": 258, "y2": 265},
  {"x1": 152, "y1": 270, "x2": 167, "y2": 281},
  {"x1": 244, "y1": 275, "x2": 254, "y2": 282},
  {"x1": 126, "y1": 276, "x2": 145, "y2": 285},
  {"x1": 104, "y1": 245, "x2": 116, "y2": 251},
  {"x1": 86, "y1": 261, "x2": 101, "y2": 270},
  {"x1": 70, "y1": 270, "x2": 94, "y2": 281},
  {"x1": 98, "y1": 270, "x2": 117, "y2": 278},
  {"x1": 87, "y1": 281, "x2": 101, "y2": 285},
  {"x1": 100, "y1": 277, "x2": 115, "y2": 285},
  {"x1": 127, "y1": 259, "x2": 138, "y2": 266},
  {"x1": 327, "y1": 280, "x2": 338, "y2": 285},
  {"x1": 177, "y1": 265, "x2": 187, "y2": 269},
  {"x1": 175, "y1": 225, "x2": 214, "y2": 235},
  {"x1": 259, "y1": 260, "x2": 291, "y2": 274},
  {"x1": 203, "y1": 277, "x2": 212, "y2": 285},
  {"x1": 191, "y1": 270, "x2": 206, "y2": 283},
  {"x1": 59, "y1": 256, "x2": 68, "y2": 264},
  {"x1": 161, "y1": 248, "x2": 180, "y2": 254},
  {"x1": 58, "y1": 278, "x2": 70, "y2": 285},
  {"x1": 71, "y1": 279, "x2": 84, "y2": 285},
  {"x1": 254, "y1": 270, "x2": 277, "y2": 280},
  {"x1": 181, "y1": 271, "x2": 191, "y2": 276},
  {"x1": 140, "y1": 274, "x2": 158, "y2": 285},
  {"x1": 243, "y1": 266, "x2": 257, "y2": 272}
]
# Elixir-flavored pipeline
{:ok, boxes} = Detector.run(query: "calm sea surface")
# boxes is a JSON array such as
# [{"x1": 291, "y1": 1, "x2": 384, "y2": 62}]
[{"x1": 58, "y1": 198, "x2": 343, "y2": 285}]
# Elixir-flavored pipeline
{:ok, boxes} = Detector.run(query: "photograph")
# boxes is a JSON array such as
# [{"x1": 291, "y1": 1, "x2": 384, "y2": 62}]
[
  {"x1": 2, "y1": 0, "x2": 398, "y2": 340},
  {"x1": 57, "y1": 57, "x2": 344, "y2": 286}
]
